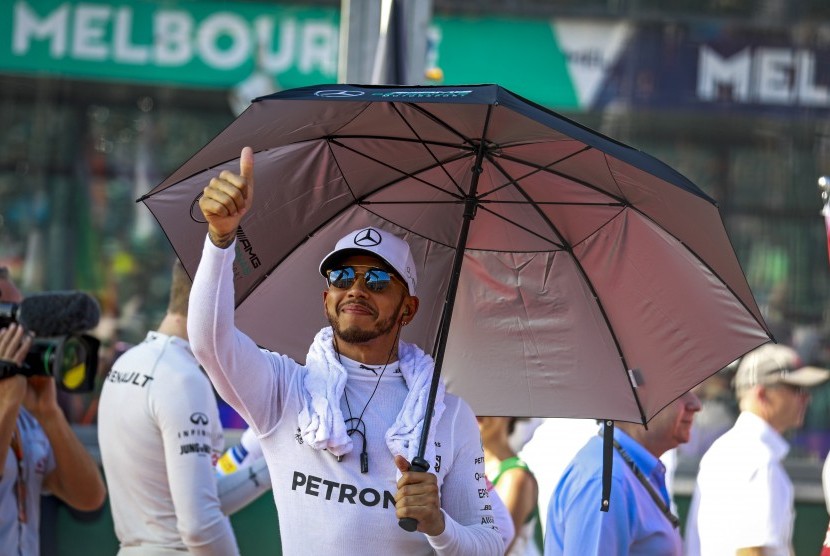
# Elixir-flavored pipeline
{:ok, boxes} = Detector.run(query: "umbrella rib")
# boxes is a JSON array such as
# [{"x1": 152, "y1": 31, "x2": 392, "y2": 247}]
[
  {"x1": 487, "y1": 155, "x2": 649, "y2": 425},
  {"x1": 486, "y1": 154, "x2": 574, "y2": 243},
  {"x1": 399, "y1": 102, "x2": 480, "y2": 147},
  {"x1": 492, "y1": 150, "x2": 628, "y2": 205},
  {"x1": 497, "y1": 148, "x2": 765, "y2": 341},
  {"x1": 390, "y1": 102, "x2": 468, "y2": 197},
  {"x1": 480, "y1": 200, "x2": 625, "y2": 206},
  {"x1": 329, "y1": 134, "x2": 476, "y2": 152},
  {"x1": 473, "y1": 204, "x2": 566, "y2": 250},
  {"x1": 590, "y1": 151, "x2": 772, "y2": 341},
  {"x1": 328, "y1": 138, "x2": 467, "y2": 201},
  {"x1": 359, "y1": 200, "x2": 622, "y2": 206},
  {"x1": 478, "y1": 146, "x2": 596, "y2": 199},
  {"x1": 625, "y1": 204, "x2": 773, "y2": 339}
]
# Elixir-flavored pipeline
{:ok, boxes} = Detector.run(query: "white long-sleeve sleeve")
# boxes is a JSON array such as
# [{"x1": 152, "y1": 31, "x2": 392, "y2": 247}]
[
  {"x1": 188, "y1": 237, "x2": 288, "y2": 436},
  {"x1": 98, "y1": 332, "x2": 238, "y2": 555},
  {"x1": 156, "y1": 370, "x2": 239, "y2": 555}
]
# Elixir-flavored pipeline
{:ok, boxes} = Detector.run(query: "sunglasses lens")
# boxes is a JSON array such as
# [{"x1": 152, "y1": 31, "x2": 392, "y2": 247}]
[
  {"x1": 364, "y1": 269, "x2": 392, "y2": 292},
  {"x1": 328, "y1": 267, "x2": 356, "y2": 289},
  {"x1": 327, "y1": 267, "x2": 394, "y2": 292}
]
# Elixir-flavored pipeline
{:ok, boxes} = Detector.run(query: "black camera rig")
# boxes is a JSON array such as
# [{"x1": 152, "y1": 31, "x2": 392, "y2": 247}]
[{"x1": 0, "y1": 291, "x2": 100, "y2": 393}]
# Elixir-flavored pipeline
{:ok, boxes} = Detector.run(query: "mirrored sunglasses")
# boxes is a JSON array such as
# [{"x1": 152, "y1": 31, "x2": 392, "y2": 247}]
[{"x1": 326, "y1": 265, "x2": 402, "y2": 293}]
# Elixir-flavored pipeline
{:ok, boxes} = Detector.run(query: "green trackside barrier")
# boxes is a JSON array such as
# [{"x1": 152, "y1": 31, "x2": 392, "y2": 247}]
[
  {"x1": 44, "y1": 489, "x2": 825, "y2": 555},
  {"x1": 42, "y1": 427, "x2": 830, "y2": 555},
  {"x1": 42, "y1": 491, "x2": 281, "y2": 556},
  {"x1": 38, "y1": 426, "x2": 282, "y2": 555}
]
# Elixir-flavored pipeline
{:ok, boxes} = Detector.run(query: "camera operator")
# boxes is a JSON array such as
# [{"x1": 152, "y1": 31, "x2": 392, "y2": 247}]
[{"x1": 0, "y1": 266, "x2": 106, "y2": 554}]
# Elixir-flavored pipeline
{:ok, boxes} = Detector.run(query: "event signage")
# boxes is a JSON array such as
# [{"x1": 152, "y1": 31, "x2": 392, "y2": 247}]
[
  {"x1": 2, "y1": 0, "x2": 829, "y2": 115},
  {"x1": 1, "y1": 0, "x2": 340, "y2": 89}
]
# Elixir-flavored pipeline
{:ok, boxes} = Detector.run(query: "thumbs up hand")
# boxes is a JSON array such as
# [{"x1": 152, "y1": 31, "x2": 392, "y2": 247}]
[{"x1": 199, "y1": 146, "x2": 255, "y2": 248}]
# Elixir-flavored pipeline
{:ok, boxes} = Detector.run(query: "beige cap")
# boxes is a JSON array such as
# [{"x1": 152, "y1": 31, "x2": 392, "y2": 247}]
[{"x1": 734, "y1": 343, "x2": 830, "y2": 394}]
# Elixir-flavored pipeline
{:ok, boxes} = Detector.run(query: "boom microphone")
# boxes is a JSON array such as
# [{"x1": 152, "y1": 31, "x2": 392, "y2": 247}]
[{"x1": 0, "y1": 291, "x2": 101, "y2": 336}]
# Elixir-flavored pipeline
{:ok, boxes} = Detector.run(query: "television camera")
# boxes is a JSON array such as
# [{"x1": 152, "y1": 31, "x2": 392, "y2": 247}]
[{"x1": 0, "y1": 291, "x2": 101, "y2": 393}]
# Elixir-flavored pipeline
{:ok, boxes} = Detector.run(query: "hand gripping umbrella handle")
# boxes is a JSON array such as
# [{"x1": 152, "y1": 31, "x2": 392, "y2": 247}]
[{"x1": 397, "y1": 457, "x2": 431, "y2": 532}]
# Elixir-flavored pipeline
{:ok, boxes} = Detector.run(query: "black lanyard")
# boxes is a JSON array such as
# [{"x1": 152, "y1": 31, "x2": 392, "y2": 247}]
[{"x1": 612, "y1": 438, "x2": 680, "y2": 529}]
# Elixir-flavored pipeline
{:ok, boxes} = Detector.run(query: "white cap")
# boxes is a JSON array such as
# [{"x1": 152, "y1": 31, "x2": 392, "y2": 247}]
[
  {"x1": 733, "y1": 343, "x2": 830, "y2": 394},
  {"x1": 319, "y1": 227, "x2": 417, "y2": 295}
]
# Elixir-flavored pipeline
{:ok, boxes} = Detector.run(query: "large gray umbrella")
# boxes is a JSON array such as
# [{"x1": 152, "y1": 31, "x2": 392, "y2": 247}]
[{"x1": 140, "y1": 83, "x2": 770, "y2": 429}]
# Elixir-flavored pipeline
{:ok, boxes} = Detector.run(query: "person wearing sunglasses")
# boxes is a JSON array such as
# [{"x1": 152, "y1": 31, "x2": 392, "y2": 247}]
[
  {"x1": 188, "y1": 147, "x2": 503, "y2": 555},
  {"x1": 0, "y1": 267, "x2": 106, "y2": 555},
  {"x1": 685, "y1": 343, "x2": 830, "y2": 556}
]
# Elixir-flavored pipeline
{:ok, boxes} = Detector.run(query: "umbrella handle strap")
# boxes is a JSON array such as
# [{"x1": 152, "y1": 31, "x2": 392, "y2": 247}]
[
  {"x1": 600, "y1": 420, "x2": 614, "y2": 512},
  {"x1": 397, "y1": 457, "x2": 431, "y2": 532}
]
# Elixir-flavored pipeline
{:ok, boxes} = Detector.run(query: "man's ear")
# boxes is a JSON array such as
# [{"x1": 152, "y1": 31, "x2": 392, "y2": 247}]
[
  {"x1": 401, "y1": 296, "x2": 419, "y2": 323},
  {"x1": 756, "y1": 385, "x2": 769, "y2": 402}
]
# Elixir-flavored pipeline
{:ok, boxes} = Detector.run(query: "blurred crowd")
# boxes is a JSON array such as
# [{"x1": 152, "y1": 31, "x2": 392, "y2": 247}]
[{"x1": 3, "y1": 238, "x2": 830, "y2": 554}]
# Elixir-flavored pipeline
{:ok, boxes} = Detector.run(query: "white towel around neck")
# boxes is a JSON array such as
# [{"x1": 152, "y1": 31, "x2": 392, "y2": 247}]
[{"x1": 298, "y1": 327, "x2": 446, "y2": 474}]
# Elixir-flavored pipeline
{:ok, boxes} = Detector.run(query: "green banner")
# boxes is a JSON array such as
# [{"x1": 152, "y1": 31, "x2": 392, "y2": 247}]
[
  {"x1": 431, "y1": 15, "x2": 580, "y2": 110},
  {"x1": 1, "y1": 1, "x2": 587, "y2": 109},
  {"x1": 0, "y1": 0, "x2": 340, "y2": 89}
]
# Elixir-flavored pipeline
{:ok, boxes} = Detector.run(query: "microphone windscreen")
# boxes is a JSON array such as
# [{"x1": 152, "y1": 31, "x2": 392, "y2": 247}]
[{"x1": 19, "y1": 292, "x2": 101, "y2": 336}]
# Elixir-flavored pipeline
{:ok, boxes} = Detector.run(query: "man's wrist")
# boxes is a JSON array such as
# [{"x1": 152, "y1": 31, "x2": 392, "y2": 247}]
[
  {"x1": 0, "y1": 360, "x2": 24, "y2": 380},
  {"x1": 208, "y1": 228, "x2": 237, "y2": 249},
  {"x1": 425, "y1": 510, "x2": 447, "y2": 537}
]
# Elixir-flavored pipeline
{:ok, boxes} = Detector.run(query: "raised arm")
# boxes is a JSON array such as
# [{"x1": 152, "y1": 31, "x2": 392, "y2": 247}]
[{"x1": 188, "y1": 147, "x2": 286, "y2": 433}]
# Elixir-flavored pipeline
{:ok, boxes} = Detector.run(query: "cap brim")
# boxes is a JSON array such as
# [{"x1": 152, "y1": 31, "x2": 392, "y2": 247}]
[{"x1": 780, "y1": 366, "x2": 830, "y2": 388}]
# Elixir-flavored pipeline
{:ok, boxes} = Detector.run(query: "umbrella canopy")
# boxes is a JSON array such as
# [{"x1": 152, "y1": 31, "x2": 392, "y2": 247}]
[{"x1": 140, "y1": 84, "x2": 771, "y2": 425}]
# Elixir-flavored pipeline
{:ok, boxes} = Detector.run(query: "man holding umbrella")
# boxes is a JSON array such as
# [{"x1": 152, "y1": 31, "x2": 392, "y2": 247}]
[
  {"x1": 545, "y1": 390, "x2": 702, "y2": 555},
  {"x1": 187, "y1": 147, "x2": 502, "y2": 554}
]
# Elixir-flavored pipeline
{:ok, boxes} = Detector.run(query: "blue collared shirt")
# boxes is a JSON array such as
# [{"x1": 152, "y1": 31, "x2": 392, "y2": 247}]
[{"x1": 545, "y1": 427, "x2": 682, "y2": 556}]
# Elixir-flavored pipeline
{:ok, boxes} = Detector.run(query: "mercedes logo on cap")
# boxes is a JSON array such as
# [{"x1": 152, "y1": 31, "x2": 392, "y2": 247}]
[
  {"x1": 314, "y1": 90, "x2": 365, "y2": 98},
  {"x1": 354, "y1": 228, "x2": 382, "y2": 247}
]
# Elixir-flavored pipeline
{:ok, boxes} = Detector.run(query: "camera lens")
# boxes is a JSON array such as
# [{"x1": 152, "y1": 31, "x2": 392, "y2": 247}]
[{"x1": 60, "y1": 336, "x2": 88, "y2": 391}]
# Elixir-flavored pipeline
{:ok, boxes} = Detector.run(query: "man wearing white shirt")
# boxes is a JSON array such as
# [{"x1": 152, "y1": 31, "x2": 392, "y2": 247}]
[
  {"x1": 98, "y1": 261, "x2": 239, "y2": 555},
  {"x1": 685, "y1": 343, "x2": 829, "y2": 556}
]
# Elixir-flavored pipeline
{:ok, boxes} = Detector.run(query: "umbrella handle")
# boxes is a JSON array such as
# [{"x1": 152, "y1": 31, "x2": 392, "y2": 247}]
[{"x1": 397, "y1": 457, "x2": 431, "y2": 532}]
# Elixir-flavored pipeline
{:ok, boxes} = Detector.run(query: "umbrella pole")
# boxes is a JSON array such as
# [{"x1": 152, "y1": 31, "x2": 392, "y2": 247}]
[
  {"x1": 398, "y1": 197, "x2": 476, "y2": 532},
  {"x1": 399, "y1": 152, "x2": 486, "y2": 533}
]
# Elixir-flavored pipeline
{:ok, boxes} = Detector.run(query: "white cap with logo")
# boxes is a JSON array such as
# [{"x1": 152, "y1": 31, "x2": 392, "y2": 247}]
[{"x1": 318, "y1": 227, "x2": 418, "y2": 295}]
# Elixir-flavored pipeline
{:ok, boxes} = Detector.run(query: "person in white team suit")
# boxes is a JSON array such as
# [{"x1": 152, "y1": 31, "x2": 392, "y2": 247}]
[
  {"x1": 189, "y1": 147, "x2": 503, "y2": 555},
  {"x1": 98, "y1": 261, "x2": 239, "y2": 555}
]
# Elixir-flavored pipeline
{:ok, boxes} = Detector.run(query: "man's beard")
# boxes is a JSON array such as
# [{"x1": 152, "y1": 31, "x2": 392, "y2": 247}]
[{"x1": 327, "y1": 298, "x2": 404, "y2": 344}]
